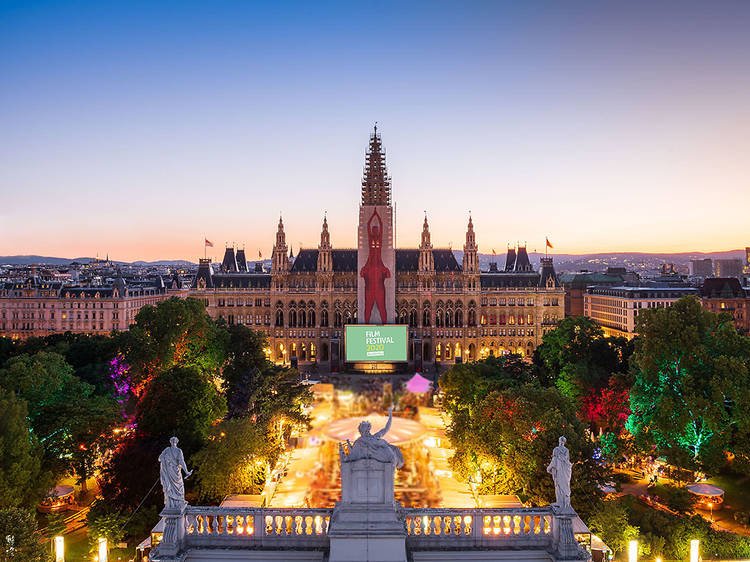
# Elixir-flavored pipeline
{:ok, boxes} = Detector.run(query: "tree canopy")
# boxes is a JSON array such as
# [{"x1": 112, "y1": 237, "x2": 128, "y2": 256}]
[
  {"x1": 626, "y1": 296, "x2": 750, "y2": 473},
  {"x1": 440, "y1": 357, "x2": 605, "y2": 518},
  {"x1": 534, "y1": 316, "x2": 632, "y2": 400},
  {"x1": 121, "y1": 297, "x2": 229, "y2": 393},
  {"x1": 0, "y1": 390, "x2": 47, "y2": 509}
]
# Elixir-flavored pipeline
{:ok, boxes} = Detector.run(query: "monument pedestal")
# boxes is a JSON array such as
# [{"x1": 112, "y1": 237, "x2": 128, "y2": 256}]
[
  {"x1": 150, "y1": 503, "x2": 187, "y2": 561},
  {"x1": 328, "y1": 458, "x2": 406, "y2": 562}
]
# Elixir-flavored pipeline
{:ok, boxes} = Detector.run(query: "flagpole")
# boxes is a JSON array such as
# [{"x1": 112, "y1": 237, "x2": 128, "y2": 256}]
[{"x1": 204, "y1": 235, "x2": 206, "y2": 260}]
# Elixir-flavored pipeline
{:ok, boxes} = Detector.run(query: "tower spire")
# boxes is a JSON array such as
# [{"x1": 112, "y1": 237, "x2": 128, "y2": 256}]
[{"x1": 361, "y1": 125, "x2": 391, "y2": 206}]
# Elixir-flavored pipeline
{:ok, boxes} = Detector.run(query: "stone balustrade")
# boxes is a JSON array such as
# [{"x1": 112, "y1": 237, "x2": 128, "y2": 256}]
[
  {"x1": 183, "y1": 507, "x2": 332, "y2": 548},
  {"x1": 403, "y1": 507, "x2": 555, "y2": 549}
]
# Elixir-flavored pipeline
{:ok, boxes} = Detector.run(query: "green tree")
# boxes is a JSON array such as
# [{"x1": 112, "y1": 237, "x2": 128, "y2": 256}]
[
  {"x1": 587, "y1": 499, "x2": 639, "y2": 556},
  {"x1": 222, "y1": 324, "x2": 311, "y2": 429},
  {"x1": 443, "y1": 376, "x2": 605, "y2": 518},
  {"x1": 0, "y1": 507, "x2": 50, "y2": 561},
  {"x1": 440, "y1": 355, "x2": 534, "y2": 455},
  {"x1": 626, "y1": 296, "x2": 750, "y2": 474},
  {"x1": 0, "y1": 390, "x2": 47, "y2": 508},
  {"x1": 534, "y1": 317, "x2": 632, "y2": 400},
  {"x1": 192, "y1": 416, "x2": 278, "y2": 503},
  {"x1": 86, "y1": 501, "x2": 126, "y2": 556},
  {"x1": 122, "y1": 297, "x2": 229, "y2": 393},
  {"x1": 0, "y1": 351, "x2": 120, "y2": 481},
  {"x1": 136, "y1": 365, "x2": 226, "y2": 457}
]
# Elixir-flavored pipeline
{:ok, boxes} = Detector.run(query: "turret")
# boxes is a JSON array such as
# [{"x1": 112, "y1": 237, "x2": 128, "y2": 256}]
[
  {"x1": 272, "y1": 216, "x2": 289, "y2": 273},
  {"x1": 318, "y1": 215, "x2": 332, "y2": 272},
  {"x1": 418, "y1": 214, "x2": 434, "y2": 272},
  {"x1": 462, "y1": 215, "x2": 479, "y2": 274}
]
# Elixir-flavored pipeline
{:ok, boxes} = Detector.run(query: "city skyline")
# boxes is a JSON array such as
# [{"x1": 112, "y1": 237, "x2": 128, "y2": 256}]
[{"x1": 2, "y1": 1, "x2": 750, "y2": 261}]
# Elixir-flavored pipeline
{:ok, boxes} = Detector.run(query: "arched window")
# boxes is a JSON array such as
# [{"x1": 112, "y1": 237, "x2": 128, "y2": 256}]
[
  {"x1": 289, "y1": 310, "x2": 297, "y2": 327},
  {"x1": 423, "y1": 308, "x2": 431, "y2": 327},
  {"x1": 321, "y1": 309, "x2": 329, "y2": 327},
  {"x1": 409, "y1": 309, "x2": 417, "y2": 327},
  {"x1": 275, "y1": 309, "x2": 284, "y2": 327},
  {"x1": 455, "y1": 310, "x2": 463, "y2": 327},
  {"x1": 309, "y1": 310, "x2": 316, "y2": 327},
  {"x1": 299, "y1": 310, "x2": 306, "y2": 327},
  {"x1": 334, "y1": 311, "x2": 342, "y2": 327},
  {"x1": 468, "y1": 309, "x2": 476, "y2": 326},
  {"x1": 399, "y1": 310, "x2": 407, "y2": 324}
]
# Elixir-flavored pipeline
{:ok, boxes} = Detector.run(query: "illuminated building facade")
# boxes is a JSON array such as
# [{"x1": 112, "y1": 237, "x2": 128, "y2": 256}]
[
  {"x1": 189, "y1": 128, "x2": 564, "y2": 371},
  {"x1": 0, "y1": 275, "x2": 182, "y2": 339},
  {"x1": 583, "y1": 285, "x2": 698, "y2": 339}
]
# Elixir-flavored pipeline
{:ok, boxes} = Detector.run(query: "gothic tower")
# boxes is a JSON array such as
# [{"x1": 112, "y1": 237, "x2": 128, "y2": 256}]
[
  {"x1": 462, "y1": 215, "x2": 480, "y2": 291},
  {"x1": 272, "y1": 216, "x2": 289, "y2": 274},
  {"x1": 419, "y1": 214, "x2": 434, "y2": 272},
  {"x1": 357, "y1": 125, "x2": 396, "y2": 324}
]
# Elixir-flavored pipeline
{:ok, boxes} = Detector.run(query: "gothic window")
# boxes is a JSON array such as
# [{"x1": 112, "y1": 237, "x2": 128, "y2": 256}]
[
  {"x1": 321, "y1": 309, "x2": 329, "y2": 327},
  {"x1": 468, "y1": 309, "x2": 476, "y2": 326},
  {"x1": 299, "y1": 310, "x2": 306, "y2": 327},
  {"x1": 399, "y1": 310, "x2": 407, "y2": 324},
  {"x1": 309, "y1": 310, "x2": 316, "y2": 326},
  {"x1": 334, "y1": 311, "x2": 342, "y2": 327},
  {"x1": 289, "y1": 310, "x2": 297, "y2": 327},
  {"x1": 409, "y1": 309, "x2": 417, "y2": 327},
  {"x1": 423, "y1": 309, "x2": 431, "y2": 327},
  {"x1": 455, "y1": 310, "x2": 463, "y2": 327}
]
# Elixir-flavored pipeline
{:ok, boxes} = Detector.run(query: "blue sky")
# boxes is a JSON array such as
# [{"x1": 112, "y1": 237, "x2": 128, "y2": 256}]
[{"x1": 1, "y1": 1, "x2": 749, "y2": 261}]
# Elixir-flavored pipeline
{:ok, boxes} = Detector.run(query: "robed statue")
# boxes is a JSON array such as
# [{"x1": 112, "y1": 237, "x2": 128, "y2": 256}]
[
  {"x1": 159, "y1": 436, "x2": 193, "y2": 509},
  {"x1": 343, "y1": 407, "x2": 404, "y2": 468},
  {"x1": 546, "y1": 436, "x2": 573, "y2": 512}
]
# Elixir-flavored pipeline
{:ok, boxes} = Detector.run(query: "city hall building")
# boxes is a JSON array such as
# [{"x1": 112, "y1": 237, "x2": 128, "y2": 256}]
[{"x1": 189, "y1": 128, "x2": 564, "y2": 371}]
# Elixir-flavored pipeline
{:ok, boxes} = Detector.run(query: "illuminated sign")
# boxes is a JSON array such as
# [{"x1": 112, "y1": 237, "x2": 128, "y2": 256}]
[{"x1": 345, "y1": 325, "x2": 407, "y2": 362}]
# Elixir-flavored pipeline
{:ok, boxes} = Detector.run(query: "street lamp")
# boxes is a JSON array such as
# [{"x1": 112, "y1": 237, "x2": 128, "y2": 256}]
[
  {"x1": 98, "y1": 538, "x2": 107, "y2": 562},
  {"x1": 628, "y1": 540, "x2": 638, "y2": 562},
  {"x1": 54, "y1": 536, "x2": 64, "y2": 562},
  {"x1": 690, "y1": 539, "x2": 700, "y2": 562}
]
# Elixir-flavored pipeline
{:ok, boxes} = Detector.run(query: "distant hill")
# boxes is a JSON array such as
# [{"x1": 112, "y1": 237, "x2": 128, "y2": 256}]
[
  {"x1": 2, "y1": 250, "x2": 745, "y2": 272},
  {"x1": 0, "y1": 255, "x2": 196, "y2": 267}
]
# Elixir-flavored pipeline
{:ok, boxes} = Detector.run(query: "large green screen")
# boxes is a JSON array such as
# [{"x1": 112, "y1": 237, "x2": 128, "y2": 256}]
[{"x1": 345, "y1": 325, "x2": 408, "y2": 362}]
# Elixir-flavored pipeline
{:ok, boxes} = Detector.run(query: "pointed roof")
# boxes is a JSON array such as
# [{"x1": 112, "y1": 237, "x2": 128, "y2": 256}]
[
  {"x1": 515, "y1": 246, "x2": 532, "y2": 272},
  {"x1": 361, "y1": 125, "x2": 392, "y2": 206},
  {"x1": 221, "y1": 247, "x2": 238, "y2": 272}
]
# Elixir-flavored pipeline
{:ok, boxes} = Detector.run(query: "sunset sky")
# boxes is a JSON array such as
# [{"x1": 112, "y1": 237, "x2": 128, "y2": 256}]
[{"x1": 1, "y1": 1, "x2": 749, "y2": 262}]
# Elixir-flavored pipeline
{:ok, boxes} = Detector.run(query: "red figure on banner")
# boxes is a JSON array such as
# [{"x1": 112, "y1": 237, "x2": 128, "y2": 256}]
[{"x1": 360, "y1": 209, "x2": 390, "y2": 323}]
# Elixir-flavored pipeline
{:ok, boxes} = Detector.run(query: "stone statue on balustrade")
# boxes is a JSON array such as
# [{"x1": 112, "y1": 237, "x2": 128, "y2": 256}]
[
  {"x1": 341, "y1": 406, "x2": 404, "y2": 469},
  {"x1": 546, "y1": 435, "x2": 573, "y2": 513},
  {"x1": 330, "y1": 408, "x2": 407, "y2": 562},
  {"x1": 158, "y1": 436, "x2": 193, "y2": 510}
]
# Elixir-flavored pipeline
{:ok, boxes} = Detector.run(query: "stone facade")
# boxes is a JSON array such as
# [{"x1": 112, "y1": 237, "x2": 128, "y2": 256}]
[
  {"x1": 0, "y1": 275, "x2": 182, "y2": 340},
  {"x1": 189, "y1": 128, "x2": 564, "y2": 371}
]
